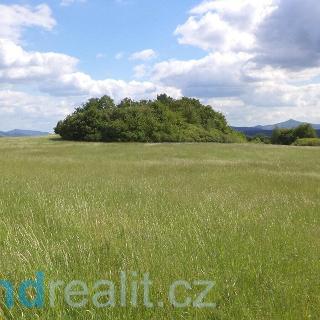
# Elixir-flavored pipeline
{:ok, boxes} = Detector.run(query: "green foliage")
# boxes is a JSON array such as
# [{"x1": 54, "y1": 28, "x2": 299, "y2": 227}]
[
  {"x1": 55, "y1": 95, "x2": 246, "y2": 143},
  {"x1": 271, "y1": 123, "x2": 318, "y2": 145},
  {"x1": 271, "y1": 127, "x2": 281, "y2": 144},
  {"x1": 249, "y1": 137, "x2": 263, "y2": 144},
  {"x1": 248, "y1": 134, "x2": 271, "y2": 144},
  {"x1": 293, "y1": 123, "x2": 317, "y2": 139},
  {"x1": 271, "y1": 128, "x2": 295, "y2": 145},
  {"x1": 294, "y1": 138, "x2": 320, "y2": 146}
]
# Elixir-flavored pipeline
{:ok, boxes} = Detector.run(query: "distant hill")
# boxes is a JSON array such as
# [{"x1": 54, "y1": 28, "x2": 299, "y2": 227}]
[
  {"x1": 233, "y1": 119, "x2": 320, "y2": 137},
  {"x1": 255, "y1": 119, "x2": 320, "y2": 130},
  {"x1": 232, "y1": 127, "x2": 273, "y2": 137},
  {"x1": 0, "y1": 129, "x2": 49, "y2": 137}
]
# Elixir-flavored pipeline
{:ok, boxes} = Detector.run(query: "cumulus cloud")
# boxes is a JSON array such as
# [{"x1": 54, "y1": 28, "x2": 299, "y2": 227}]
[
  {"x1": 175, "y1": 0, "x2": 320, "y2": 70},
  {"x1": 0, "y1": 81, "x2": 180, "y2": 131},
  {"x1": 0, "y1": 39, "x2": 78, "y2": 82},
  {"x1": 133, "y1": 64, "x2": 148, "y2": 79},
  {"x1": 156, "y1": 0, "x2": 276, "y2": 101},
  {"x1": 255, "y1": 0, "x2": 320, "y2": 69},
  {"x1": 204, "y1": 78, "x2": 320, "y2": 126},
  {"x1": 40, "y1": 72, "x2": 181, "y2": 100},
  {"x1": 175, "y1": 0, "x2": 276, "y2": 52},
  {"x1": 208, "y1": 90, "x2": 320, "y2": 127},
  {"x1": 0, "y1": 4, "x2": 179, "y2": 103},
  {"x1": 0, "y1": 39, "x2": 180, "y2": 100},
  {"x1": 152, "y1": 0, "x2": 320, "y2": 125},
  {"x1": 129, "y1": 49, "x2": 157, "y2": 61},
  {"x1": 0, "y1": 39, "x2": 177, "y2": 102},
  {"x1": 152, "y1": 52, "x2": 251, "y2": 98},
  {"x1": 0, "y1": 76, "x2": 180, "y2": 130},
  {"x1": 0, "y1": 4, "x2": 56, "y2": 42},
  {"x1": 0, "y1": 89, "x2": 77, "y2": 131}
]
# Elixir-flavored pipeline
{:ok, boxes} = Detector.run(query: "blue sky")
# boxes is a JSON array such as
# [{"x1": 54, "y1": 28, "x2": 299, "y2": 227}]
[
  {"x1": 22, "y1": 0, "x2": 203, "y2": 80},
  {"x1": 1, "y1": 0, "x2": 320, "y2": 131}
]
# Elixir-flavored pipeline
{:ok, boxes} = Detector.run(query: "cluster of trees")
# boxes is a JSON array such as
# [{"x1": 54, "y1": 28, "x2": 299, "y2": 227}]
[
  {"x1": 54, "y1": 95, "x2": 245, "y2": 143},
  {"x1": 271, "y1": 124, "x2": 318, "y2": 145}
]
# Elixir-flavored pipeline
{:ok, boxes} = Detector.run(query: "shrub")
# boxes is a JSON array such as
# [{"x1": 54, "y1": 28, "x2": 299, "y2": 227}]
[
  {"x1": 250, "y1": 137, "x2": 263, "y2": 144},
  {"x1": 294, "y1": 138, "x2": 320, "y2": 146},
  {"x1": 248, "y1": 134, "x2": 271, "y2": 144},
  {"x1": 222, "y1": 131, "x2": 247, "y2": 144}
]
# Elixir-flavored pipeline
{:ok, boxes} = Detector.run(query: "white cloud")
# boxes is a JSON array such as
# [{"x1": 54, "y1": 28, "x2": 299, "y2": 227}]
[
  {"x1": 39, "y1": 71, "x2": 181, "y2": 100},
  {"x1": 129, "y1": 49, "x2": 157, "y2": 61},
  {"x1": 189, "y1": 0, "x2": 276, "y2": 17},
  {"x1": 151, "y1": 0, "x2": 320, "y2": 125},
  {"x1": 0, "y1": 4, "x2": 56, "y2": 42},
  {"x1": 133, "y1": 64, "x2": 148, "y2": 79},
  {"x1": 255, "y1": 0, "x2": 320, "y2": 69},
  {"x1": 0, "y1": 89, "x2": 77, "y2": 131},
  {"x1": 0, "y1": 39, "x2": 78, "y2": 82},
  {"x1": 206, "y1": 80, "x2": 320, "y2": 126},
  {"x1": 0, "y1": 39, "x2": 180, "y2": 131},
  {"x1": 175, "y1": 12, "x2": 254, "y2": 52},
  {"x1": 209, "y1": 97, "x2": 320, "y2": 127},
  {"x1": 177, "y1": 0, "x2": 320, "y2": 70},
  {"x1": 0, "y1": 39, "x2": 180, "y2": 99},
  {"x1": 175, "y1": 0, "x2": 276, "y2": 52},
  {"x1": 152, "y1": 52, "x2": 251, "y2": 98}
]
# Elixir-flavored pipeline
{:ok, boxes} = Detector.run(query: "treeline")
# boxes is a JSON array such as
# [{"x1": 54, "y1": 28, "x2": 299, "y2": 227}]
[
  {"x1": 247, "y1": 124, "x2": 319, "y2": 146},
  {"x1": 54, "y1": 95, "x2": 246, "y2": 143},
  {"x1": 271, "y1": 124, "x2": 318, "y2": 145}
]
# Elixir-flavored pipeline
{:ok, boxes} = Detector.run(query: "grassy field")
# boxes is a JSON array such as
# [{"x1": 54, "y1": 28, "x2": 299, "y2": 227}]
[{"x1": 0, "y1": 137, "x2": 319, "y2": 319}]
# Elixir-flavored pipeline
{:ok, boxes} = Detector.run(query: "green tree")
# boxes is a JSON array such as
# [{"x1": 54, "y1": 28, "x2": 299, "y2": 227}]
[
  {"x1": 293, "y1": 123, "x2": 317, "y2": 140},
  {"x1": 55, "y1": 95, "x2": 246, "y2": 143},
  {"x1": 271, "y1": 127, "x2": 281, "y2": 144}
]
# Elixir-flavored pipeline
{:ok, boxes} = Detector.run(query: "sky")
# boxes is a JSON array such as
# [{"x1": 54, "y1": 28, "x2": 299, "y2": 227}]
[{"x1": 1, "y1": 0, "x2": 320, "y2": 131}]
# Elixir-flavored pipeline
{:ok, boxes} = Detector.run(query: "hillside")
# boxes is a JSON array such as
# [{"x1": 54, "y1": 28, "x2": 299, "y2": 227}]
[
  {"x1": 233, "y1": 119, "x2": 320, "y2": 137},
  {"x1": 0, "y1": 129, "x2": 49, "y2": 137},
  {"x1": 255, "y1": 119, "x2": 320, "y2": 130}
]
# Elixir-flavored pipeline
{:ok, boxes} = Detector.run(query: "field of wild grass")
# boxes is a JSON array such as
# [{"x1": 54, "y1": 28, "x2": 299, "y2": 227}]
[{"x1": 0, "y1": 137, "x2": 319, "y2": 319}]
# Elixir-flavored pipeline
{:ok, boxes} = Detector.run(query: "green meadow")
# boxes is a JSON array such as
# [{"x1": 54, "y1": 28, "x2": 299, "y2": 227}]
[{"x1": 0, "y1": 137, "x2": 319, "y2": 319}]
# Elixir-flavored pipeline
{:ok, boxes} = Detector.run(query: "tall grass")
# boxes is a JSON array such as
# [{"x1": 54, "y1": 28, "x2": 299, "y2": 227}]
[{"x1": 0, "y1": 137, "x2": 319, "y2": 319}]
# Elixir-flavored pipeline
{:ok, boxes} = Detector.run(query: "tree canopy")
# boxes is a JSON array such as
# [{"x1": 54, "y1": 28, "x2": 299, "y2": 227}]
[
  {"x1": 271, "y1": 123, "x2": 317, "y2": 145},
  {"x1": 54, "y1": 95, "x2": 245, "y2": 143}
]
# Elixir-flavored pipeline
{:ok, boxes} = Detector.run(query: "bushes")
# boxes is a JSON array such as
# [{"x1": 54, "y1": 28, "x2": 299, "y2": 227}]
[
  {"x1": 248, "y1": 134, "x2": 271, "y2": 144},
  {"x1": 271, "y1": 124, "x2": 317, "y2": 145},
  {"x1": 294, "y1": 138, "x2": 320, "y2": 146},
  {"x1": 55, "y1": 95, "x2": 246, "y2": 143}
]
